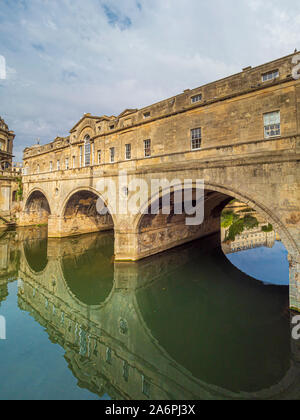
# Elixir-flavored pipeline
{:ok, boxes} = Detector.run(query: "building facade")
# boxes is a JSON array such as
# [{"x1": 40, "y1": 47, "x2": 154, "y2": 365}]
[
  {"x1": 0, "y1": 117, "x2": 14, "y2": 170},
  {"x1": 23, "y1": 53, "x2": 299, "y2": 174},
  {"x1": 0, "y1": 117, "x2": 19, "y2": 220}
]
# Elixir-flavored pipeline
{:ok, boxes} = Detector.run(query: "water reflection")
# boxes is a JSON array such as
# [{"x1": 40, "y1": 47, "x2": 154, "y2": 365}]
[
  {"x1": 221, "y1": 201, "x2": 289, "y2": 286},
  {"x1": 0, "y1": 228, "x2": 299, "y2": 400}
]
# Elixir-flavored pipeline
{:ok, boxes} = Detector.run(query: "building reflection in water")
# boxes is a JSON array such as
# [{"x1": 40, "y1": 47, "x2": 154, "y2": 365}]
[
  {"x1": 0, "y1": 226, "x2": 300, "y2": 400},
  {"x1": 220, "y1": 201, "x2": 289, "y2": 286}
]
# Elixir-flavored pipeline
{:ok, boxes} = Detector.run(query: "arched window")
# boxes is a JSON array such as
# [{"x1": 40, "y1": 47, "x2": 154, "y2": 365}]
[{"x1": 84, "y1": 135, "x2": 91, "y2": 167}]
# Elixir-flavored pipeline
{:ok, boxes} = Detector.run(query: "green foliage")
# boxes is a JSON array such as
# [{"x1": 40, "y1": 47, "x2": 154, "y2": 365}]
[
  {"x1": 243, "y1": 214, "x2": 259, "y2": 230},
  {"x1": 16, "y1": 177, "x2": 23, "y2": 201},
  {"x1": 225, "y1": 218, "x2": 245, "y2": 242},
  {"x1": 222, "y1": 208, "x2": 259, "y2": 242},
  {"x1": 261, "y1": 224, "x2": 273, "y2": 232},
  {"x1": 221, "y1": 211, "x2": 239, "y2": 228}
]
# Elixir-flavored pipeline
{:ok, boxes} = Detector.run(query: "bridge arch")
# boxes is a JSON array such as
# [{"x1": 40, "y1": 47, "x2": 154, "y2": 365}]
[
  {"x1": 22, "y1": 188, "x2": 52, "y2": 227},
  {"x1": 57, "y1": 187, "x2": 115, "y2": 238},
  {"x1": 132, "y1": 181, "x2": 298, "y2": 259}
]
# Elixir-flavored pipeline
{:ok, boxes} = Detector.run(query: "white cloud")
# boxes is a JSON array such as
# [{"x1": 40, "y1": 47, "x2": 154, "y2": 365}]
[{"x1": 0, "y1": 0, "x2": 299, "y2": 160}]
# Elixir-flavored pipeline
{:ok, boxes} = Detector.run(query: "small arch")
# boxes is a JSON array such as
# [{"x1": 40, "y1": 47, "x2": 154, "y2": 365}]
[
  {"x1": 24, "y1": 189, "x2": 52, "y2": 226},
  {"x1": 60, "y1": 187, "x2": 115, "y2": 237},
  {"x1": 60, "y1": 186, "x2": 117, "y2": 226}
]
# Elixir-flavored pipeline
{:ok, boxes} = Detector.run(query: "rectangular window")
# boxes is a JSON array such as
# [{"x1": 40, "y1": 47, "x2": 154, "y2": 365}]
[
  {"x1": 264, "y1": 111, "x2": 281, "y2": 138},
  {"x1": 97, "y1": 150, "x2": 101, "y2": 164},
  {"x1": 262, "y1": 70, "x2": 279, "y2": 82},
  {"x1": 144, "y1": 139, "x2": 151, "y2": 157},
  {"x1": 79, "y1": 146, "x2": 83, "y2": 168},
  {"x1": 57, "y1": 160, "x2": 60, "y2": 171},
  {"x1": 191, "y1": 128, "x2": 202, "y2": 150},
  {"x1": 85, "y1": 142, "x2": 91, "y2": 167},
  {"x1": 72, "y1": 156, "x2": 76, "y2": 168},
  {"x1": 109, "y1": 125, "x2": 115, "y2": 130},
  {"x1": 91, "y1": 143, "x2": 94, "y2": 165},
  {"x1": 191, "y1": 94, "x2": 202, "y2": 104},
  {"x1": 50, "y1": 161, "x2": 53, "y2": 172},
  {"x1": 125, "y1": 144, "x2": 131, "y2": 160},
  {"x1": 143, "y1": 111, "x2": 151, "y2": 119},
  {"x1": 65, "y1": 157, "x2": 69, "y2": 170},
  {"x1": 110, "y1": 147, "x2": 115, "y2": 163}
]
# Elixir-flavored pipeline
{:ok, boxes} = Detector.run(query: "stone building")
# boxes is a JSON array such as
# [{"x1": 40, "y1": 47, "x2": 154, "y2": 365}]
[
  {"x1": 0, "y1": 117, "x2": 14, "y2": 170},
  {"x1": 0, "y1": 117, "x2": 19, "y2": 222},
  {"x1": 23, "y1": 53, "x2": 299, "y2": 175},
  {"x1": 222, "y1": 224, "x2": 276, "y2": 254}
]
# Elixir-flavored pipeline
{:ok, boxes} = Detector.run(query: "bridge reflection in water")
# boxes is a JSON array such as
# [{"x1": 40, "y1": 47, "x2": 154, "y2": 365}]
[{"x1": 1, "y1": 228, "x2": 300, "y2": 400}]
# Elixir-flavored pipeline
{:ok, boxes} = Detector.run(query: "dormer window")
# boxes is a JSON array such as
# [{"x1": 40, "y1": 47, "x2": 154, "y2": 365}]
[
  {"x1": 143, "y1": 111, "x2": 151, "y2": 119},
  {"x1": 262, "y1": 70, "x2": 279, "y2": 82},
  {"x1": 109, "y1": 125, "x2": 115, "y2": 130},
  {"x1": 191, "y1": 94, "x2": 202, "y2": 104}
]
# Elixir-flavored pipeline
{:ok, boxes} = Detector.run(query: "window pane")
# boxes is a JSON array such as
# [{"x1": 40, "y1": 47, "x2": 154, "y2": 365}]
[
  {"x1": 264, "y1": 111, "x2": 280, "y2": 126},
  {"x1": 144, "y1": 139, "x2": 151, "y2": 157},
  {"x1": 191, "y1": 128, "x2": 202, "y2": 149},
  {"x1": 110, "y1": 148, "x2": 115, "y2": 163},
  {"x1": 125, "y1": 144, "x2": 131, "y2": 160}
]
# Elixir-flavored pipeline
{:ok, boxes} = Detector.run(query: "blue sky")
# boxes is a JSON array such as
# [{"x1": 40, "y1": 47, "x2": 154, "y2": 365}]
[
  {"x1": 227, "y1": 241, "x2": 289, "y2": 286},
  {"x1": 0, "y1": 0, "x2": 300, "y2": 160}
]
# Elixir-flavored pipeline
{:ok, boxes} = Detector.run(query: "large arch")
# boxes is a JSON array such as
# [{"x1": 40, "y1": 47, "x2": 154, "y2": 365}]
[{"x1": 132, "y1": 181, "x2": 298, "y2": 259}]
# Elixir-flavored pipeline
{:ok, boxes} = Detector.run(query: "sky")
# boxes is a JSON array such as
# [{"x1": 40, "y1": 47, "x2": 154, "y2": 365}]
[
  {"x1": 0, "y1": 0, "x2": 300, "y2": 161},
  {"x1": 227, "y1": 241, "x2": 289, "y2": 286}
]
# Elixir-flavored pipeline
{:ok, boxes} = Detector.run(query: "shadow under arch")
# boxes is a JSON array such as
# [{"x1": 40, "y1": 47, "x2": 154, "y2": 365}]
[
  {"x1": 60, "y1": 186, "x2": 117, "y2": 227},
  {"x1": 60, "y1": 233, "x2": 115, "y2": 307},
  {"x1": 23, "y1": 236, "x2": 48, "y2": 274},
  {"x1": 134, "y1": 235, "x2": 292, "y2": 395},
  {"x1": 133, "y1": 181, "x2": 298, "y2": 258},
  {"x1": 23, "y1": 189, "x2": 52, "y2": 228},
  {"x1": 56, "y1": 187, "x2": 116, "y2": 238}
]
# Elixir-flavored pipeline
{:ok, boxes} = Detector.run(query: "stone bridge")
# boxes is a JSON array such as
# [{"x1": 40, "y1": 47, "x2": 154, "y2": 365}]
[{"x1": 19, "y1": 53, "x2": 300, "y2": 310}]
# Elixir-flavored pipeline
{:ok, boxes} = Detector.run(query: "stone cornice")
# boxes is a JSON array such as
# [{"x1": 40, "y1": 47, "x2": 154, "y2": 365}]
[{"x1": 21, "y1": 148, "x2": 300, "y2": 183}]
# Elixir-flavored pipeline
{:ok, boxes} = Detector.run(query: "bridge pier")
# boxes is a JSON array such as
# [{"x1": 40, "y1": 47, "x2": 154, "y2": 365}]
[
  {"x1": 115, "y1": 217, "x2": 221, "y2": 262},
  {"x1": 289, "y1": 255, "x2": 300, "y2": 313},
  {"x1": 48, "y1": 214, "x2": 114, "y2": 238}
]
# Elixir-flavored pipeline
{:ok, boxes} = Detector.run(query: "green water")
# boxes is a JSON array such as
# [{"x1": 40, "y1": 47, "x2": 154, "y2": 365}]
[{"x1": 0, "y1": 228, "x2": 299, "y2": 400}]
